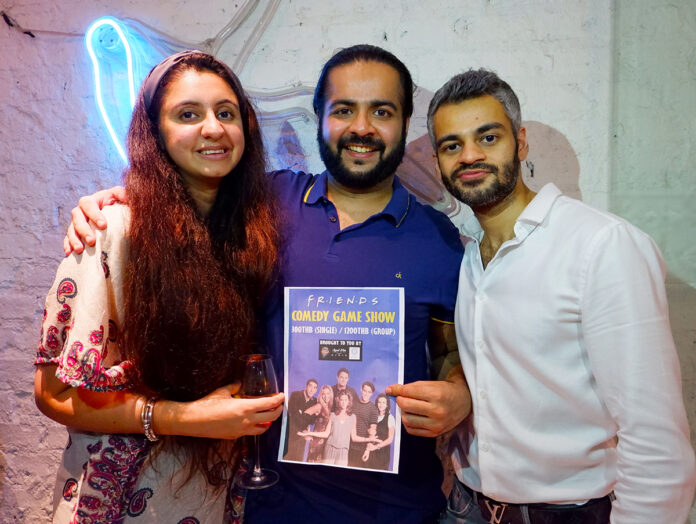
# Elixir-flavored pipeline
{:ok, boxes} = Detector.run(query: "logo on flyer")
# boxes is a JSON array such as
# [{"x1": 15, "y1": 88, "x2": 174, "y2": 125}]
[{"x1": 318, "y1": 339, "x2": 363, "y2": 361}]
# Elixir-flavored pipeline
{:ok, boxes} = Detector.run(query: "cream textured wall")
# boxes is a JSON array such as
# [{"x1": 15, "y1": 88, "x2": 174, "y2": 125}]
[
  {"x1": 611, "y1": 5, "x2": 696, "y2": 520},
  {"x1": 0, "y1": 0, "x2": 693, "y2": 521}
]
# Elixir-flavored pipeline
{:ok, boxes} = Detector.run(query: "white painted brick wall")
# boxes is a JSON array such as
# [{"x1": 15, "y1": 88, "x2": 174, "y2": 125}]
[{"x1": 0, "y1": 0, "x2": 693, "y2": 521}]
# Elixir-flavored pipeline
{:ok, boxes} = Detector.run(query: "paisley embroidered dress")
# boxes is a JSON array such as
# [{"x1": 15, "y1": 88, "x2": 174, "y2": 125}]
[{"x1": 35, "y1": 205, "x2": 237, "y2": 523}]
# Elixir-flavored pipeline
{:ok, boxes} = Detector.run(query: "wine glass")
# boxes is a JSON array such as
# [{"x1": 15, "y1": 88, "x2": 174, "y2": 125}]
[{"x1": 237, "y1": 353, "x2": 280, "y2": 489}]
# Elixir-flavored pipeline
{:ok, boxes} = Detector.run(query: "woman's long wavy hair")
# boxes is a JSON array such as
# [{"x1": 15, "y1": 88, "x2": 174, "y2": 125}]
[{"x1": 121, "y1": 52, "x2": 278, "y2": 489}]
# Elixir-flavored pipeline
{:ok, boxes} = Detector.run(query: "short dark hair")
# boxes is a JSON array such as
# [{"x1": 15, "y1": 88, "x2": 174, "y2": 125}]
[
  {"x1": 337, "y1": 367, "x2": 350, "y2": 377},
  {"x1": 306, "y1": 378, "x2": 318, "y2": 387},
  {"x1": 313, "y1": 44, "x2": 414, "y2": 120},
  {"x1": 361, "y1": 381, "x2": 375, "y2": 393},
  {"x1": 427, "y1": 69, "x2": 522, "y2": 148}
]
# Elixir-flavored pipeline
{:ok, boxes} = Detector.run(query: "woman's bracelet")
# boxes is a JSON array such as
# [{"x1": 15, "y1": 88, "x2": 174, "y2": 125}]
[{"x1": 140, "y1": 396, "x2": 159, "y2": 442}]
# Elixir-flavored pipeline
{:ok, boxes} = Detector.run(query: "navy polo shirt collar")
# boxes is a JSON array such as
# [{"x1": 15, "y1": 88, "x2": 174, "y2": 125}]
[{"x1": 303, "y1": 171, "x2": 411, "y2": 227}]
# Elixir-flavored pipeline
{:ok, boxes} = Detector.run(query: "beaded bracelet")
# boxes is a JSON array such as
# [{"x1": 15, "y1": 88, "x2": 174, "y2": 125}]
[{"x1": 140, "y1": 396, "x2": 159, "y2": 442}]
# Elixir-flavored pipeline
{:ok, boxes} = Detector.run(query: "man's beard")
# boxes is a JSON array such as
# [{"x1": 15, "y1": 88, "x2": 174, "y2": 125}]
[
  {"x1": 441, "y1": 149, "x2": 520, "y2": 210},
  {"x1": 318, "y1": 126, "x2": 406, "y2": 190}
]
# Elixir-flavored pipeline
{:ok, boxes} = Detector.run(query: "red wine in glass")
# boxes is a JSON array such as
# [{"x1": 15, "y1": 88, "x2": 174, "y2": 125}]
[{"x1": 237, "y1": 354, "x2": 279, "y2": 489}]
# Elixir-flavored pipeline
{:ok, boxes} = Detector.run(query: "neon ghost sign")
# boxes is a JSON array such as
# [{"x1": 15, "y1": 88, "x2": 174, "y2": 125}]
[{"x1": 85, "y1": 16, "x2": 167, "y2": 163}]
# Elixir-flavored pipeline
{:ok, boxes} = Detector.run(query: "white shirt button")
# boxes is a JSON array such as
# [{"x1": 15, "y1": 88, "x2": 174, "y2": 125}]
[
  {"x1": 479, "y1": 390, "x2": 487, "y2": 400},
  {"x1": 481, "y1": 443, "x2": 490, "y2": 452}
]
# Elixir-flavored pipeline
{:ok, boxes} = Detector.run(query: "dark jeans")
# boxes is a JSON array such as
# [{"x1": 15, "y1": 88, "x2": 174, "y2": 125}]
[{"x1": 439, "y1": 476, "x2": 612, "y2": 524}]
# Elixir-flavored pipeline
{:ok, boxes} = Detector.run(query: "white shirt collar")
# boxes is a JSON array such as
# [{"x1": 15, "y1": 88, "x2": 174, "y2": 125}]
[{"x1": 460, "y1": 183, "x2": 563, "y2": 243}]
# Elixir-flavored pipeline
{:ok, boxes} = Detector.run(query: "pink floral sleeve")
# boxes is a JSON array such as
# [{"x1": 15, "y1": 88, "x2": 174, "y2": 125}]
[{"x1": 35, "y1": 205, "x2": 133, "y2": 391}]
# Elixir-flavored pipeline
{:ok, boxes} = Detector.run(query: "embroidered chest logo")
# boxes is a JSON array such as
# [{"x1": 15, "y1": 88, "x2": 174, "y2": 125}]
[
  {"x1": 395, "y1": 272, "x2": 402, "y2": 279},
  {"x1": 484, "y1": 500, "x2": 508, "y2": 524}
]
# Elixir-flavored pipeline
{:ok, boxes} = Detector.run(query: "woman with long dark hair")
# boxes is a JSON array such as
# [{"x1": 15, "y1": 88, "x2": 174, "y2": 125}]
[
  {"x1": 33, "y1": 51, "x2": 283, "y2": 522},
  {"x1": 365, "y1": 393, "x2": 395, "y2": 470}
]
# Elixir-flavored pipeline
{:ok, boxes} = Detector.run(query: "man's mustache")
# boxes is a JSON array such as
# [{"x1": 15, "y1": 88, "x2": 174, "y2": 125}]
[
  {"x1": 451, "y1": 162, "x2": 498, "y2": 178},
  {"x1": 337, "y1": 134, "x2": 386, "y2": 151}
]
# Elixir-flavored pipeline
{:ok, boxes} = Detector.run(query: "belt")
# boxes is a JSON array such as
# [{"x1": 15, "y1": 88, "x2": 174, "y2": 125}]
[{"x1": 460, "y1": 481, "x2": 612, "y2": 524}]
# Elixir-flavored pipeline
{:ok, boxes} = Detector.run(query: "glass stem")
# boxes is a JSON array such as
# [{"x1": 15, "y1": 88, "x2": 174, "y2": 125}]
[{"x1": 253, "y1": 435, "x2": 263, "y2": 476}]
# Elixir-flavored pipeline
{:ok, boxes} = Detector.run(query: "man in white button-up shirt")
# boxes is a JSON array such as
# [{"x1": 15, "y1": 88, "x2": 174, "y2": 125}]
[{"x1": 425, "y1": 69, "x2": 695, "y2": 523}]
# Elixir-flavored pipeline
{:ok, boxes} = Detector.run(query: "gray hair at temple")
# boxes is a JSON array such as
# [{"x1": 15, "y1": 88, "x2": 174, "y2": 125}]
[{"x1": 427, "y1": 69, "x2": 522, "y2": 148}]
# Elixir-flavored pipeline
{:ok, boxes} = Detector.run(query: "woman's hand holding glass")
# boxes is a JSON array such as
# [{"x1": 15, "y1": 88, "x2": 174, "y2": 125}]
[
  {"x1": 154, "y1": 384, "x2": 284, "y2": 440},
  {"x1": 237, "y1": 354, "x2": 281, "y2": 489}
]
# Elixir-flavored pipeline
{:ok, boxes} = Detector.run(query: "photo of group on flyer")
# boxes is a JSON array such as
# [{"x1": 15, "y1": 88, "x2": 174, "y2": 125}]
[
  {"x1": 282, "y1": 370, "x2": 397, "y2": 471},
  {"x1": 279, "y1": 287, "x2": 404, "y2": 473}
]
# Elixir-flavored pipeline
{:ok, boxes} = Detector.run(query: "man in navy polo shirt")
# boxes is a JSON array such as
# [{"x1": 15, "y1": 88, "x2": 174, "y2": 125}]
[
  {"x1": 248, "y1": 45, "x2": 470, "y2": 523},
  {"x1": 63, "y1": 45, "x2": 472, "y2": 523}
]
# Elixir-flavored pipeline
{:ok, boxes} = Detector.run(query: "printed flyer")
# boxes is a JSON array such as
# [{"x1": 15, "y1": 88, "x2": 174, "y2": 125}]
[{"x1": 279, "y1": 287, "x2": 404, "y2": 474}]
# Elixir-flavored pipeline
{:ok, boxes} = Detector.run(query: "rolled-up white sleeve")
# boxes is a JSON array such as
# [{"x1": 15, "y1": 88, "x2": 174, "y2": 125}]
[{"x1": 581, "y1": 222, "x2": 695, "y2": 523}]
